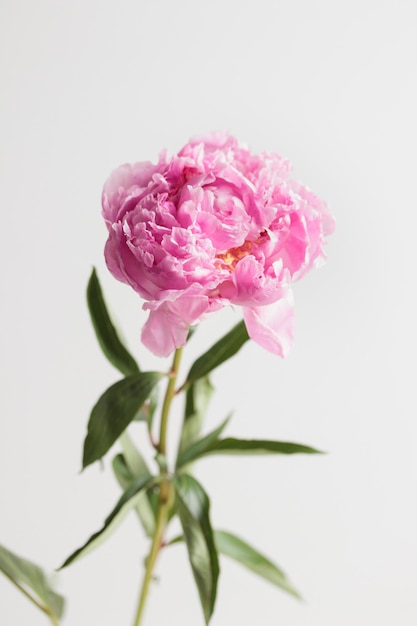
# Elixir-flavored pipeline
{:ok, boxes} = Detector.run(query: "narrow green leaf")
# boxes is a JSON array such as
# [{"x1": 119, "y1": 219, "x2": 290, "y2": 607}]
[
  {"x1": 214, "y1": 530, "x2": 301, "y2": 599},
  {"x1": 112, "y1": 453, "x2": 133, "y2": 486},
  {"x1": 176, "y1": 416, "x2": 230, "y2": 469},
  {"x1": 0, "y1": 543, "x2": 65, "y2": 619},
  {"x1": 164, "y1": 531, "x2": 300, "y2": 598},
  {"x1": 60, "y1": 473, "x2": 154, "y2": 568},
  {"x1": 189, "y1": 438, "x2": 323, "y2": 460},
  {"x1": 112, "y1": 453, "x2": 155, "y2": 537},
  {"x1": 144, "y1": 386, "x2": 160, "y2": 431},
  {"x1": 82, "y1": 372, "x2": 163, "y2": 468},
  {"x1": 178, "y1": 376, "x2": 214, "y2": 459},
  {"x1": 174, "y1": 474, "x2": 219, "y2": 624},
  {"x1": 165, "y1": 534, "x2": 184, "y2": 547},
  {"x1": 185, "y1": 321, "x2": 249, "y2": 385},
  {"x1": 87, "y1": 268, "x2": 139, "y2": 376},
  {"x1": 112, "y1": 454, "x2": 158, "y2": 521},
  {"x1": 119, "y1": 431, "x2": 151, "y2": 478}
]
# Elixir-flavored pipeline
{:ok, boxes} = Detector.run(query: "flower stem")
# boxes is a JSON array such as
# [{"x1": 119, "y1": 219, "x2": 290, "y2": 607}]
[
  {"x1": 132, "y1": 495, "x2": 170, "y2": 626},
  {"x1": 158, "y1": 347, "x2": 183, "y2": 457},
  {"x1": 132, "y1": 347, "x2": 183, "y2": 626}
]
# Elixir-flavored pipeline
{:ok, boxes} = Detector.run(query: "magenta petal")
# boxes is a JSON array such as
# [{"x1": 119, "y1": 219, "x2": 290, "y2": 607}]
[{"x1": 243, "y1": 294, "x2": 295, "y2": 357}]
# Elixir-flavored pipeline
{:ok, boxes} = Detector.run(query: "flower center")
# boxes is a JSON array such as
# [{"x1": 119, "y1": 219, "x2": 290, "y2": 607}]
[
  {"x1": 216, "y1": 231, "x2": 269, "y2": 271},
  {"x1": 216, "y1": 240, "x2": 254, "y2": 270}
]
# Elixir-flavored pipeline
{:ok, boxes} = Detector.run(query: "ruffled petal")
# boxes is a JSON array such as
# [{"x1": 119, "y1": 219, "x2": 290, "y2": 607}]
[
  {"x1": 102, "y1": 134, "x2": 333, "y2": 358},
  {"x1": 219, "y1": 256, "x2": 288, "y2": 307}
]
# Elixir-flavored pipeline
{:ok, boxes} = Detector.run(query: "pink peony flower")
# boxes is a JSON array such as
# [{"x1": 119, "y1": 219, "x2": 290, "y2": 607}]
[{"x1": 102, "y1": 133, "x2": 334, "y2": 357}]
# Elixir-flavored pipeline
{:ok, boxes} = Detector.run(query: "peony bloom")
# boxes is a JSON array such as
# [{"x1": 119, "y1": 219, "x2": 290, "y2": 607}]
[{"x1": 102, "y1": 133, "x2": 334, "y2": 357}]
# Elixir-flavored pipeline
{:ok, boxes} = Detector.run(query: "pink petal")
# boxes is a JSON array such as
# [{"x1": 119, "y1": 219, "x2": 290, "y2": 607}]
[
  {"x1": 142, "y1": 294, "x2": 211, "y2": 357},
  {"x1": 243, "y1": 293, "x2": 295, "y2": 357},
  {"x1": 141, "y1": 305, "x2": 189, "y2": 357},
  {"x1": 220, "y1": 255, "x2": 288, "y2": 306}
]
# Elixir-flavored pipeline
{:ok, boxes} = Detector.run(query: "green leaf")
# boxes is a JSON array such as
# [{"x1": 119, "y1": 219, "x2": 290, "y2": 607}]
[
  {"x1": 177, "y1": 376, "x2": 214, "y2": 460},
  {"x1": 119, "y1": 430, "x2": 151, "y2": 478},
  {"x1": 174, "y1": 474, "x2": 219, "y2": 625},
  {"x1": 112, "y1": 451, "x2": 155, "y2": 537},
  {"x1": 112, "y1": 454, "x2": 162, "y2": 524},
  {"x1": 185, "y1": 321, "x2": 249, "y2": 385},
  {"x1": 82, "y1": 372, "x2": 163, "y2": 469},
  {"x1": 133, "y1": 384, "x2": 160, "y2": 424},
  {"x1": 112, "y1": 453, "x2": 133, "y2": 485},
  {"x1": 214, "y1": 530, "x2": 301, "y2": 599},
  {"x1": 87, "y1": 268, "x2": 139, "y2": 376},
  {"x1": 60, "y1": 473, "x2": 154, "y2": 568},
  {"x1": 144, "y1": 386, "x2": 160, "y2": 431},
  {"x1": 165, "y1": 534, "x2": 184, "y2": 547},
  {"x1": 165, "y1": 531, "x2": 300, "y2": 599},
  {"x1": 0, "y1": 543, "x2": 65, "y2": 619},
  {"x1": 176, "y1": 416, "x2": 230, "y2": 469},
  {"x1": 185, "y1": 437, "x2": 323, "y2": 460}
]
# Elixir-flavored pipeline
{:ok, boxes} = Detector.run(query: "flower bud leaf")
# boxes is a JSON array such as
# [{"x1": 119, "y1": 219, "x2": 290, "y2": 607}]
[
  {"x1": 174, "y1": 474, "x2": 219, "y2": 625},
  {"x1": 179, "y1": 437, "x2": 323, "y2": 462},
  {"x1": 82, "y1": 372, "x2": 163, "y2": 469},
  {"x1": 60, "y1": 473, "x2": 154, "y2": 569},
  {"x1": 185, "y1": 321, "x2": 249, "y2": 385},
  {"x1": 87, "y1": 268, "x2": 140, "y2": 376},
  {"x1": 0, "y1": 542, "x2": 65, "y2": 619},
  {"x1": 176, "y1": 416, "x2": 230, "y2": 469},
  {"x1": 214, "y1": 530, "x2": 301, "y2": 599}
]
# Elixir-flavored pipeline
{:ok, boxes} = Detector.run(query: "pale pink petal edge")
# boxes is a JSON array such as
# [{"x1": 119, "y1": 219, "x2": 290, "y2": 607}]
[{"x1": 243, "y1": 293, "x2": 295, "y2": 358}]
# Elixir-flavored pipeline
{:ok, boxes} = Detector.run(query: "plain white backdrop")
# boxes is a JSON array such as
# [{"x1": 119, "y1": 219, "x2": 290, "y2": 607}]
[{"x1": 1, "y1": 1, "x2": 416, "y2": 625}]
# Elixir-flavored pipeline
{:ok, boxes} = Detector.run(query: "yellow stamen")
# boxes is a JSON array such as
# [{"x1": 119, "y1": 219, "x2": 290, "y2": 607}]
[{"x1": 216, "y1": 240, "x2": 254, "y2": 270}]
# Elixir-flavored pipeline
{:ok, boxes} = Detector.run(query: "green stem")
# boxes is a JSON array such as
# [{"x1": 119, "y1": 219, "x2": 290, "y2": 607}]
[
  {"x1": 132, "y1": 347, "x2": 183, "y2": 626},
  {"x1": 158, "y1": 347, "x2": 183, "y2": 456},
  {"x1": 132, "y1": 496, "x2": 170, "y2": 626}
]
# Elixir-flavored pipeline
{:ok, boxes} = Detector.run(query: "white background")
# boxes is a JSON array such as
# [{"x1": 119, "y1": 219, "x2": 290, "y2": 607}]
[{"x1": 1, "y1": 1, "x2": 416, "y2": 625}]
